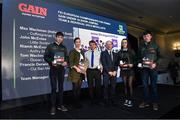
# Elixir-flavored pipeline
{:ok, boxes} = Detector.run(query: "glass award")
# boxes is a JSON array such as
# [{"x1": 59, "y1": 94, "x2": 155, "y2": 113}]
[
  {"x1": 78, "y1": 59, "x2": 88, "y2": 74},
  {"x1": 142, "y1": 49, "x2": 156, "y2": 68},
  {"x1": 142, "y1": 57, "x2": 153, "y2": 68},
  {"x1": 53, "y1": 52, "x2": 65, "y2": 65},
  {"x1": 120, "y1": 53, "x2": 130, "y2": 70}
]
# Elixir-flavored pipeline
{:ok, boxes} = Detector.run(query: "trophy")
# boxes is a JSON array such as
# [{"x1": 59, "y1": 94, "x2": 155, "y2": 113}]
[
  {"x1": 119, "y1": 55, "x2": 130, "y2": 70},
  {"x1": 142, "y1": 51, "x2": 156, "y2": 68},
  {"x1": 78, "y1": 59, "x2": 89, "y2": 74},
  {"x1": 142, "y1": 56, "x2": 154, "y2": 68},
  {"x1": 52, "y1": 52, "x2": 65, "y2": 65},
  {"x1": 138, "y1": 53, "x2": 156, "y2": 68}
]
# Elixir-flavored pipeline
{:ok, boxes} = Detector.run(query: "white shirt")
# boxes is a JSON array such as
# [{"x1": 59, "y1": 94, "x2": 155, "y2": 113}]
[
  {"x1": 79, "y1": 53, "x2": 84, "y2": 61},
  {"x1": 76, "y1": 49, "x2": 84, "y2": 63},
  {"x1": 85, "y1": 49, "x2": 101, "y2": 69},
  {"x1": 107, "y1": 50, "x2": 112, "y2": 54}
]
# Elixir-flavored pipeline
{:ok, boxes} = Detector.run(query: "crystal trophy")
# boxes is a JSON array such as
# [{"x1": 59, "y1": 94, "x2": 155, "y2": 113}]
[
  {"x1": 120, "y1": 55, "x2": 130, "y2": 70},
  {"x1": 78, "y1": 59, "x2": 88, "y2": 74},
  {"x1": 52, "y1": 52, "x2": 65, "y2": 65},
  {"x1": 142, "y1": 57, "x2": 153, "y2": 68}
]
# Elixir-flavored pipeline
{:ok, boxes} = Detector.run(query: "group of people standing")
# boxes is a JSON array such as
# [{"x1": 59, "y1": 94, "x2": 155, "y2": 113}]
[{"x1": 44, "y1": 30, "x2": 160, "y2": 115}]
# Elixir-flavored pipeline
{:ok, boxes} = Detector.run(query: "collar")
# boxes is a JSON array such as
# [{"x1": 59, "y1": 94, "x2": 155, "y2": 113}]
[
  {"x1": 144, "y1": 41, "x2": 152, "y2": 46},
  {"x1": 107, "y1": 50, "x2": 112, "y2": 53},
  {"x1": 90, "y1": 48, "x2": 97, "y2": 52},
  {"x1": 122, "y1": 48, "x2": 128, "y2": 51},
  {"x1": 54, "y1": 42, "x2": 62, "y2": 46}
]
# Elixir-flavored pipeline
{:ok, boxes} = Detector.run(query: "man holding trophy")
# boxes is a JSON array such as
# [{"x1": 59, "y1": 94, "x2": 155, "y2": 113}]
[
  {"x1": 44, "y1": 32, "x2": 68, "y2": 115},
  {"x1": 137, "y1": 30, "x2": 160, "y2": 111}
]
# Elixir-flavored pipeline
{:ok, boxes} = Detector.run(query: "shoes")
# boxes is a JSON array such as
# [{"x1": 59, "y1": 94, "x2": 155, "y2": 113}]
[
  {"x1": 57, "y1": 105, "x2": 68, "y2": 112},
  {"x1": 50, "y1": 107, "x2": 56, "y2": 115},
  {"x1": 127, "y1": 100, "x2": 133, "y2": 107},
  {"x1": 124, "y1": 100, "x2": 133, "y2": 107},
  {"x1": 139, "y1": 102, "x2": 150, "y2": 108},
  {"x1": 124, "y1": 99, "x2": 128, "y2": 106},
  {"x1": 152, "y1": 103, "x2": 159, "y2": 111}
]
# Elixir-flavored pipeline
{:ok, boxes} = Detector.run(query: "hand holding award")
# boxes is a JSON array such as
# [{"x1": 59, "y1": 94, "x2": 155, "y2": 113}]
[
  {"x1": 119, "y1": 60, "x2": 129, "y2": 70},
  {"x1": 78, "y1": 59, "x2": 88, "y2": 74},
  {"x1": 142, "y1": 57, "x2": 153, "y2": 68},
  {"x1": 52, "y1": 52, "x2": 65, "y2": 66}
]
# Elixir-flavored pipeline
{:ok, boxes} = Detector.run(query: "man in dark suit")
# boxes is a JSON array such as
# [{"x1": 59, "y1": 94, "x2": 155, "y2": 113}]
[{"x1": 101, "y1": 40, "x2": 118, "y2": 106}]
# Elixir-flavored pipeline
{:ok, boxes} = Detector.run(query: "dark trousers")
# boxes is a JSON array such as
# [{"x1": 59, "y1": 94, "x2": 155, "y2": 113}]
[
  {"x1": 72, "y1": 81, "x2": 82, "y2": 104},
  {"x1": 141, "y1": 68, "x2": 158, "y2": 103},
  {"x1": 170, "y1": 73, "x2": 177, "y2": 85},
  {"x1": 86, "y1": 69, "x2": 102, "y2": 102},
  {"x1": 103, "y1": 74, "x2": 116, "y2": 101},
  {"x1": 49, "y1": 66, "x2": 65, "y2": 107}
]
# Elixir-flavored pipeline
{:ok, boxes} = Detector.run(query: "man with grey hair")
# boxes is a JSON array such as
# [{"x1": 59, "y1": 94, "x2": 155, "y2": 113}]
[{"x1": 101, "y1": 40, "x2": 118, "y2": 106}]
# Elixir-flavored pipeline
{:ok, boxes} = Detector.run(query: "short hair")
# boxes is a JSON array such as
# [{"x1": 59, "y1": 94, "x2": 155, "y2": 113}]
[
  {"x1": 74, "y1": 37, "x2": 80, "y2": 43},
  {"x1": 55, "y1": 31, "x2": 64, "y2": 37},
  {"x1": 106, "y1": 40, "x2": 113, "y2": 45},
  {"x1": 89, "y1": 40, "x2": 97, "y2": 45},
  {"x1": 143, "y1": 30, "x2": 152, "y2": 36}
]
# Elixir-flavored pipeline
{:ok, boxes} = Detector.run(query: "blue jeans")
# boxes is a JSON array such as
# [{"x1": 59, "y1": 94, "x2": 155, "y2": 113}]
[{"x1": 141, "y1": 68, "x2": 158, "y2": 103}]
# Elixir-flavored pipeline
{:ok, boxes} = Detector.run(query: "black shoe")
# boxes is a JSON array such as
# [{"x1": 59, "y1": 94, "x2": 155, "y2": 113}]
[
  {"x1": 139, "y1": 102, "x2": 150, "y2": 108},
  {"x1": 152, "y1": 103, "x2": 159, "y2": 111},
  {"x1": 50, "y1": 107, "x2": 56, "y2": 115},
  {"x1": 57, "y1": 105, "x2": 68, "y2": 112},
  {"x1": 127, "y1": 100, "x2": 133, "y2": 107},
  {"x1": 124, "y1": 99, "x2": 128, "y2": 106}
]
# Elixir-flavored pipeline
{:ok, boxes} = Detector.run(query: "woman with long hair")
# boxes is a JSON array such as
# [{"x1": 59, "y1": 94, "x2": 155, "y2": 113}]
[{"x1": 118, "y1": 39, "x2": 136, "y2": 107}]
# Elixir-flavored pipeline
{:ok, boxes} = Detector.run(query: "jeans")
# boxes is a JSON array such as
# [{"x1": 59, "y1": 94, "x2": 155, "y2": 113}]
[
  {"x1": 49, "y1": 66, "x2": 65, "y2": 107},
  {"x1": 141, "y1": 68, "x2": 158, "y2": 102}
]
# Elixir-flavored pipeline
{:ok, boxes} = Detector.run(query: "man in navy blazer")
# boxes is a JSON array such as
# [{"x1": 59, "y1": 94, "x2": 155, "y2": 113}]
[{"x1": 101, "y1": 40, "x2": 118, "y2": 106}]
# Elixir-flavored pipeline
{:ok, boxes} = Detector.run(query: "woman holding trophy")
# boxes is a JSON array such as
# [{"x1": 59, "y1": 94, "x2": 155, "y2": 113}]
[
  {"x1": 118, "y1": 39, "x2": 136, "y2": 107},
  {"x1": 68, "y1": 37, "x2": 88, "y2": 108}
]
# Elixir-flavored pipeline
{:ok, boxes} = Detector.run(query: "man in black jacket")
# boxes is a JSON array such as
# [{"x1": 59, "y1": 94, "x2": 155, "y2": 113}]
[
  {"x1": 44, "y1": 31, "x2": 68, "y2": 115},
  {"x1": 138, "y1": 30, "x2": 160, "y2": 111}
]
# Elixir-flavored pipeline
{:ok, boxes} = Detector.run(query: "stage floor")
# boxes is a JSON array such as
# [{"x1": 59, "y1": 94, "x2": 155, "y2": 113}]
[{"x1": 1, "y1": 84, "x2": 180, "y2": 119}]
